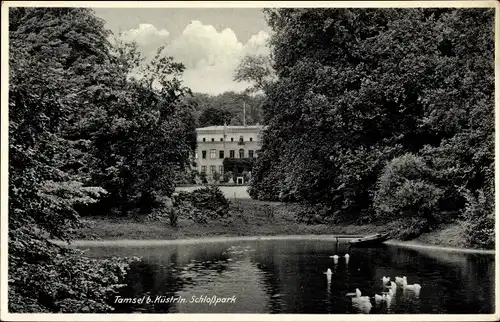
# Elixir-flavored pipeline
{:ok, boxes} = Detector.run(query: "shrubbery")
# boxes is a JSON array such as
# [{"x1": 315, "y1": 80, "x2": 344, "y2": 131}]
[
  {"x1": 386, "y1": 217, "x2": 431, "y2": 241},
  {"x1": 461, "y1": 189, "x2": 495, "y2": 249},
  {"x1": 374, "y1": 154, "x2": 443, "y2": 224},
  {"x1": 172, "y1": 186, "x2": 231, "y2": 223}
]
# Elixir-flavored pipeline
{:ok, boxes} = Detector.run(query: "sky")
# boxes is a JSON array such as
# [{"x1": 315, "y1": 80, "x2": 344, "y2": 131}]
[{"x1": 93, "y1": 8, "x2": 272, "y2": 95}]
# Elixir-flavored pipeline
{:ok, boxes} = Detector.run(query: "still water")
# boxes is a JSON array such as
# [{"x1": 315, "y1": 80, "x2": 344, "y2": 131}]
[{"x1": 80, "y1": 239, "x2": 494, "y2": 314}]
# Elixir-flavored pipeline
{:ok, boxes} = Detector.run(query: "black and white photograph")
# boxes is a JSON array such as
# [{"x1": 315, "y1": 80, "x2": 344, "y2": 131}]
[{"x1": 1, "y1": 1, "x2": 498, "y2": 320}]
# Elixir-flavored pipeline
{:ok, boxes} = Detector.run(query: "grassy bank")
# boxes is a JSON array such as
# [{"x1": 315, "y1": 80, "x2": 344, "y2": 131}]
[
  {"x1": 75, "y1": 199, "x2": 384, "y2": 240},
  {"x1": 74, "y1": 199, "x2": 491, "y2": 251}
]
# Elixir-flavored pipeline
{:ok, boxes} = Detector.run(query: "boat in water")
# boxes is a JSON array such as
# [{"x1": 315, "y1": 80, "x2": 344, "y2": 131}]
[{"x1": 348, "y1": 233, "x2": 390, "y2": 247}]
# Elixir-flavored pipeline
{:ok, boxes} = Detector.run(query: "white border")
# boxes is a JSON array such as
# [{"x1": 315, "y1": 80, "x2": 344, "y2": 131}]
[{"x1": 1, "y1": 1, "x2": 499, "y2": 322}]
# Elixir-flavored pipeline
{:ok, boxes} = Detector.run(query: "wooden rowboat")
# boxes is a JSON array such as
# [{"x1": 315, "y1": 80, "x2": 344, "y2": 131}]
[{"x1": 348, "y1": 233, "x2": 390, "y2": 247}]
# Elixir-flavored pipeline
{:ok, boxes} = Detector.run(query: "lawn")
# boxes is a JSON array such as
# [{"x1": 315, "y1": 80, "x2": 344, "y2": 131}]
[
  {"x1": 74, "y1": 199, "x2": 385, "y2": 240},
  {"x1": 73, "y1": 198, "x2": 484, "y2": 251}
]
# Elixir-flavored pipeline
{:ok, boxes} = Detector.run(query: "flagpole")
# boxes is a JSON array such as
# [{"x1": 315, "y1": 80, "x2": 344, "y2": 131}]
[{"x1": 243, "y1": 101, "x2": 246, "y2": 127}]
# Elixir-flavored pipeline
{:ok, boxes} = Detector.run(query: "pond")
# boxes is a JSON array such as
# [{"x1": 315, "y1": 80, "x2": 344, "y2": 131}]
[{"x1": 79, "y1": 238, "x2": 495, "y2": 314}]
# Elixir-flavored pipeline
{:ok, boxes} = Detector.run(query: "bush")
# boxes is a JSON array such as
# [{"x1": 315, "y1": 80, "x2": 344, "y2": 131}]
[
  {"x1": 173, "y1": 186, "x2": 231, "y2": 221},
  {"x1": 173, "y1": 201, "x2": 210, "y2": 224},
  {"x1": 386, "y1": 217, "x2": 431, "y2": 241},
  {"x1": 212, "y1": 171, "x2": 221, "y2": 182},
  {"x1": 222, "y1": 171, "x2": 232, "y2": 183},
  {"x1": 168, "y1": 208, "x2": 179, "y2": 227},
  {"x1": 142, "y1": 195, "x2": 174, "y2": 223},
  {"x1": 374, "y1": 154, "x2": 443, "y2": 224},
  {"x1": 461, "y1": 188, "x2": 494, "y2": 249}
]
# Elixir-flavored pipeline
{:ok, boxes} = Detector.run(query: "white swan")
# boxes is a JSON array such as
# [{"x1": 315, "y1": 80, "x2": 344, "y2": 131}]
[
  {"x1": 344, "y1": 254, "x2": 350, "y2": 264},
  {"x1": 351, "y1": 288, "x2": 372, "y2": 314},
  {"x1": 329, "y1": 255, "x2": 339, "y2": 260},
  {"x1": 382, "y1": 293, "x2": 393, "y2": 308},
  {"x1": 384, "y1": 282, "x2": 396, "y2": 297},
  {"x1": 381, "y1": 276, "x2": 390, "y2": 284},
  {"x1": 403, "y1": 279, "x2": 422, "y2": 296},
  {"x1": 325, "y1": 268, "x2": 333, "y2": 283},
  {"x1": 395, "y1": 276, "x2": 405, "y2": 285}
]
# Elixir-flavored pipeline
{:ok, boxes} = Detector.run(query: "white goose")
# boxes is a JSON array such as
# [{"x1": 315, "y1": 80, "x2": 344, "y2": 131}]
[{"x1": 344, "y1": 254, "x2": 350, "y2": 264}]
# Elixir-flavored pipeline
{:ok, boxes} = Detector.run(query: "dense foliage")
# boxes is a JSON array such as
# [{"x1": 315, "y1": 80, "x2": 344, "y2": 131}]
[
  {"x1": 249, "y1": 8, "x2": 494, "y2": 247},
  {"x1": 182, "y1": 91, "x2": 265, "y2": 127},
  {"x1": 88, "y1": 43, "x2": 196, "y2": 216},
  {"x1": 9, "y1": 7, "x2": 195, "y2": 312},
  {"x1": 173, "y1": 186, "x2": 231, "y2": 223}
]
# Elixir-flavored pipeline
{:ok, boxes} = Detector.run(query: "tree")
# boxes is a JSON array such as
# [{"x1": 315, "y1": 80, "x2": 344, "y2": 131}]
[
  {"x1": 184, "y1": 91, "x2": 265, "y2": 126},
  {"x1": 250, "y1": 7, "x2": 494, "y2": 239},
  {"x1": 88, "y1": 42, "x2": 196, "y2": 216},
  {"x1": 8, "y1": 6, "x2": 198, "y2": 312},
  {"x1": 198, "y1": 106, "x2": 232, "y2": 127},
  {"x1": 8, "y1": 7, "x2": 140, "y2": 312},
  {"x1": 234, "y1": 54, "x2": 277, "y2": 94}
]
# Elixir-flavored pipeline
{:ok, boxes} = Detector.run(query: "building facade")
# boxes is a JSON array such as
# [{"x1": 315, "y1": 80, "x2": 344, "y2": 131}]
[{"x1": 195, "y1": 124, "x2": 264, "y2": 180}]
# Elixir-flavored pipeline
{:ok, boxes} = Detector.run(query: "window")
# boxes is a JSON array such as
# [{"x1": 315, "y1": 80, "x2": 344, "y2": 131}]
[
  {"x1": 229, "y1": 150, "x2": 235, "y2": 158},
  {"x1": 239, "y1": 149, "x2": 245, "y2": 158},
  {"x1": 210, "y1": 165, "x2": 216, "y2": 174},
  {"x1": 239, "y1": 136, "x2": 244, "y2": 142},
  {"x1": 219, "y1": 150, "x2": 224, "y2": 159},
  {"x1": 250, "y1": 137, "x2": 253, "y2": 142},
  {"x1": 219, "y1": 165, "x2": 224, "y2": 174},
  {"x1": 210, "y1": 149, "x2": 216, "y2": 159},
  {"x1": 211, "y1": 138, "x2": 215, "y2": 142},
  {"x1": 220, "y1": 138, "x2": 223, "y2": 141},
  {"x1": 249, "y1": 150, "x2": 254, "y2": 158},
  {"x1": 203, "y1": 138, "x2": 206, "y2": 142},
  {"x1": 231, "y1": 137, "x2": 234, "y2": 142},
  {"x1": 201, "y1": 166, "x2": 207, "y2": 174},
  {"x1": 202, "y1": 150, "x2": 207, "y2": 159}
]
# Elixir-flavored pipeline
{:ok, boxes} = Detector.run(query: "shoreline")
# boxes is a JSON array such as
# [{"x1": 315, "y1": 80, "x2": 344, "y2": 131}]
[
  {"x1": 52, "y1": 235, "x2": 495, "y2": 254},
  {"x1": 70, "y1": 199, "x2": 495, "y2": 254},
  {"x1": 384, "y1": 240, "x2": 495, "y2": 255}
]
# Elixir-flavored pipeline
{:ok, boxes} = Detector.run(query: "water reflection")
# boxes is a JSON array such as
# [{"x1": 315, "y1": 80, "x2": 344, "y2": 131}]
[{"x1": 81, "y1": 239, "x2": 494, "y2": 314}]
